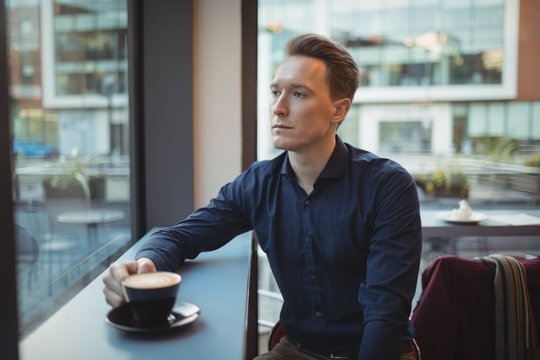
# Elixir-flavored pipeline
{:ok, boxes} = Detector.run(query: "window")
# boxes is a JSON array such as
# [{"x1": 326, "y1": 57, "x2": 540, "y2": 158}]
[
  {"x1": 379, "y1": 120, "x2": 432, "y2": 154},
  {"x1": 7, "y1": 0, "x2": 131, "y2": 337},
  {"x1": 256, "y1": 0, "x2": 539, "y2": 342},
  {"x1": 258, "y1": 0, "x2": 538, "y2": 206}
]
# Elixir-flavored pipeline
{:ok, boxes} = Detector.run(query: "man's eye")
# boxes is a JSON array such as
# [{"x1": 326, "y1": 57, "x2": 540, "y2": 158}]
[
  {"x1": 271, "y1": 89, "x2": 280, "y2": 97},
  {"x1": 293, "y1": 91, "x2": 305, "y2": 98}
]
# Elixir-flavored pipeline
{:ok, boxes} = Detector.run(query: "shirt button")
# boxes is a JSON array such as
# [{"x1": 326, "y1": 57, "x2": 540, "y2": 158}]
[
  {"x1": 310, "y1": 273, "x2": 316, "y2": 280},
  {"x1": 304, "y1": 199, "x2": 310, "y2": 205},
  {"x1": 315, "y1": 311, "x2": 322, "y2": 318}
]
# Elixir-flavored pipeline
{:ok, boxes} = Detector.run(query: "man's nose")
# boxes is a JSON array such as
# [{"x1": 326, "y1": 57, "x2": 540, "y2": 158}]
[{"x1": 272, "y1": 94, "x2": 288, "y2": 116}]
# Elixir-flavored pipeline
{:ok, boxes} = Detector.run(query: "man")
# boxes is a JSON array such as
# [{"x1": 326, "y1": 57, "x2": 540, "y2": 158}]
[{"x1": 103, "y1": 33, "x2": 422, "y2": 359}]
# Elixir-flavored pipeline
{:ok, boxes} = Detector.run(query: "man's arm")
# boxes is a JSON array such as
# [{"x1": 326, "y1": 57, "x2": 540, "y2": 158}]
[
  {"x1": 359, "y1": 167, "x2": 422, "y2": 359},
  {"x1": 135, "y1": 180, "x2": 253, "y2": 271},
  {"x1": 103, "y1": 169, "x2": 256, "y2": 307}
]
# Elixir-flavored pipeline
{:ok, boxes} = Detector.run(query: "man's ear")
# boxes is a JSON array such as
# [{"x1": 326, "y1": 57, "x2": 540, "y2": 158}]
[{"x1": 332, "y1": 98, "x2": 352, "y2": 124}]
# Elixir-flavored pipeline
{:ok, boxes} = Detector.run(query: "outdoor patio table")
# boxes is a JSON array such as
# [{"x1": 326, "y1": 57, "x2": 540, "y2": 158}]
[
  {"x1": 57, "y1": 209, "x2": 125, "y2": 249},
  {"x1": 420, "y1": 209, "x2": 540, "y2": 260},
  {"x1": 420, "y1": 209, "x2": 540, "y2": 238}
]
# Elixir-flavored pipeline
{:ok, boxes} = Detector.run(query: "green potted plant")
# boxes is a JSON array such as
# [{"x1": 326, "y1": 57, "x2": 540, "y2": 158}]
[
  {"x1": 523, "y1": 154, "x2": 540, "y2": 197},
  {"x1": 416, "y1": 164, "x2": 470, "y2": 199},
  {"x1": 524, "y1": 153, "x2": 540, "y2": 168},
  {"x1": 43, "y1": 153, "x2": 91, "y2": 200}
]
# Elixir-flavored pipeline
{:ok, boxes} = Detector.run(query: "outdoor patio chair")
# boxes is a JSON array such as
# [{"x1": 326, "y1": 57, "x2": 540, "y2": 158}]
[{"x1": 17, "y1": 200, "x2": 80, "y2": 296}]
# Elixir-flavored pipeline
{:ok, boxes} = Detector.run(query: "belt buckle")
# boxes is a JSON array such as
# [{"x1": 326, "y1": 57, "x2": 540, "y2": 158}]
[{"x1": 329, "y1": 354, "x2": 349, "y2": 359}]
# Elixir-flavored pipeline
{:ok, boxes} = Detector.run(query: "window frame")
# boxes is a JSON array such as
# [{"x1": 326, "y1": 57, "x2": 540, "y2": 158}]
[
  {"x1": 0, "y1": 0, "x2": 19, "y2": 357},
  {"x1": 1, "y1": 0, "x2": 198, "y2": 354}
]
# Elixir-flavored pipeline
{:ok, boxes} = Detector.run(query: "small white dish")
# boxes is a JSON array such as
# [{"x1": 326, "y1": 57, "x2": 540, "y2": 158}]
[{"x1": 436, "y1": 211, "x2": 488, "y2": 225}]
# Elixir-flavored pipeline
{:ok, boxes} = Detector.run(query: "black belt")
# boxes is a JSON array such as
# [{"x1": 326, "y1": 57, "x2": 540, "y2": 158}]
[
  {"x1": 328, "y1": 350, "x2": 358, "y2": 359},
  {"x1": 285, "y1": 336, "x2": 359, "y2": 359},
  {"x1": 286, "y1": 336, "x2": 418, "y2": 359}
]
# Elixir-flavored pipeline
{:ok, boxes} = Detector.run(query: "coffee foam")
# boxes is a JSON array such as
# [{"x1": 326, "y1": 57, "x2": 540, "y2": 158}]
[{"x1": 123, "y1": 272, "x2": 181, "y2": 289}]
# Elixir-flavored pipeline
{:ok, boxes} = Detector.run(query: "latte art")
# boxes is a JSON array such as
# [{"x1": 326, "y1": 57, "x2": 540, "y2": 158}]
[{"x1": 123, "y1": 272, "x2": 181, "y2": 289}]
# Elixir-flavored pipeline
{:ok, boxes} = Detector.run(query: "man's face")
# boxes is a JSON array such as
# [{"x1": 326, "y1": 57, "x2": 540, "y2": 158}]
[{"x1": 269, "y1": 55, "x2": 342, "y2": 153}]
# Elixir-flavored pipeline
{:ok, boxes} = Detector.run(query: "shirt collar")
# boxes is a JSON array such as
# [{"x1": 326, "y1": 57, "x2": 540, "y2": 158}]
[{"x1": 279, "y1": 136, "x2": 349, "y2": 181}]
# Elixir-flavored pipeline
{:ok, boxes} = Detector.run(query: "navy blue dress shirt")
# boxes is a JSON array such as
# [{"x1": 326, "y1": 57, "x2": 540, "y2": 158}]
[{"x1": 137, "y1": 136, "x2": 422, "y2": 359}]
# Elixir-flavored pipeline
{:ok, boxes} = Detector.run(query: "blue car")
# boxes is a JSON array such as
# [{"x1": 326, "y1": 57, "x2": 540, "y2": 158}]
[{"x1": 13, "y1": 138, "x2": 59, "y2": 159}]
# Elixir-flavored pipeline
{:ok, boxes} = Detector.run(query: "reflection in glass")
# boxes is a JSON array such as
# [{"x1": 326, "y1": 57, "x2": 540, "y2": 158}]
[{"x1": 8, "y1": 0, "x2": 131, "y2": 337}]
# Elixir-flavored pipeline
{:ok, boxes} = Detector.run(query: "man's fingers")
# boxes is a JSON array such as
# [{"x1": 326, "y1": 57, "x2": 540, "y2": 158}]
[
  {"x1": 102, "y1": 270, "x2": 123, "y2": 297},
  {"x1": 102, "y1": 259, "x2": 157, "y2": 308},
  {"x1": 102, "y1": 260, "x2": 139, "y2": 308},
  {"x1": 124, "y1": 260, "x2": 140, "y2": 275},
  {"x1": 136, "y1": 257, "x2": 157, "y2": 273},
  {"x1": 110, "y1": 260, "x2": 138, "y2": 280},
  {"x1": 103, "y1": 287, "x2": 125, "y2": 308}
]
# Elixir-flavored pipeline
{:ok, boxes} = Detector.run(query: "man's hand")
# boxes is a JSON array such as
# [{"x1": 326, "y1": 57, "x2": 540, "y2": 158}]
[{"x1": 102, "y1": 257, "x2": 157, "y2": 308}]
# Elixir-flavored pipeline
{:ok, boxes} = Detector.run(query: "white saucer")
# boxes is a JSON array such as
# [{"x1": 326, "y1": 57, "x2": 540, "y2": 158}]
[{"x1": 436, "y1": 211, "x2": 488, "y2": 225}]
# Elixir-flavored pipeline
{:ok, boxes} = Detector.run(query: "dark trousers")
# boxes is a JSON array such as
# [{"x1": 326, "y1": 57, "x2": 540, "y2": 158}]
[{"x1": 254, "y1": 336, "x2": 421, "y2": 360}]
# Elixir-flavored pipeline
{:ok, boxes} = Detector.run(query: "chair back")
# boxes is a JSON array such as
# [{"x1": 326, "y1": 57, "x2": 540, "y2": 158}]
[
  {"x1": 17, "y1": 200, "x2": 53, "y2": 244},
  {"x1": 411, "y1": 255, "x2": 540, "y2": 360},
  {"x1": 268, "y1": 321, "x2": 286, "y2": 351},
  {"x1": 15, "y1": 223, "x2": 39, "y2": 264}
]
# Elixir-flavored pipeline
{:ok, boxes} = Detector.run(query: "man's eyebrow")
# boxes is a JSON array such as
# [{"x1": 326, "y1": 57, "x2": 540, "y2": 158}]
[
  {"x1": 290, "y1": 83, "x2": 311, "y2": 91},
  {"x1": 270, "y1": 81, "x2": 313, "y2": 93}
]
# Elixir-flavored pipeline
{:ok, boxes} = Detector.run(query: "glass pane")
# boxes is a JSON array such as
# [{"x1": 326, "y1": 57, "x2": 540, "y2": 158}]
[
  {"x1": 337, "y1": 105, "x2": 360, "y2": 146},
  {"x1": 332, "y1": 6, "x2": 381, "y2": 38},
  {"x1": 257, "y1": 0, "x2": 539, "y2": 353},
  {"x1": 532, "y1": 103, "x2": 540, "y2": 139},
  {"x1": 468, "y1": 103, "x2": 488, "y2": 136},
  {"x1": 257, "y1": 0, "x2": 538, "y2": 204},
  {"x1": 507, "y1": 102, "x2": 530, "y2": 140},
  {"x1": 383, "y1": 3, "x2": 410, "y2": 35},
  {"x1": 442, "y1": 0, "x2": 471, "y2": 28},
  {"x1": 487, "y1": 102, "x2": 505, "y2": 136},
  {"x1": 475, "y1": 0, "x2": 504, "y2": 26},
  {"x1": 8, "y1": 0, "x2": 131, "y2": 337},
  {"x1": 412, "y1": 2, "x2": 439, "y2": 31},
  {"x1": 379, "y1": 120, "x2": 431, "y2": 153}
]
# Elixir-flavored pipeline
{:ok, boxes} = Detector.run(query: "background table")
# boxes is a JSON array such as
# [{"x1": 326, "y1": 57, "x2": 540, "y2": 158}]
[
  {"x1": 20, "y1": 229, "x2": 254, "y2": 360},
  {"x1": 57, "y1": 209, "x2": 125, "y2": 249},
  {"x1": 421, "y1": 209, "x2": 540, "y2": 238},
  {"x1": 420, "y1": 209, "x2": 540, "y2": 260}
]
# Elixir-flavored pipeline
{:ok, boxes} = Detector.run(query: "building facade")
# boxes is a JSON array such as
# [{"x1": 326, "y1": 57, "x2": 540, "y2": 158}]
[
  {"x1": 258, "y1": 0, "x2": 540, "y2": 202},
  {"x1": 8, "y1": 0, "x2": 128, "y2": 157}
]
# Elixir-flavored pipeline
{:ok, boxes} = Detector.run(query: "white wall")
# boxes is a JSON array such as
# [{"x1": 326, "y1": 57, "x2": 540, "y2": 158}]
[{"x1": 193, "y1": 0, "x2": 242, "y2": 207}]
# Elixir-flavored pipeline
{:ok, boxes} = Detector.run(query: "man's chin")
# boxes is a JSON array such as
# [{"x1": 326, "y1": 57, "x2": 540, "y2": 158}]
[
  {"x1": 272, "y1": 140, "x2": 290, "y2": 151},
  {"x1": 272, "y1": 136, "x2": 300, "y2": 152}
]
